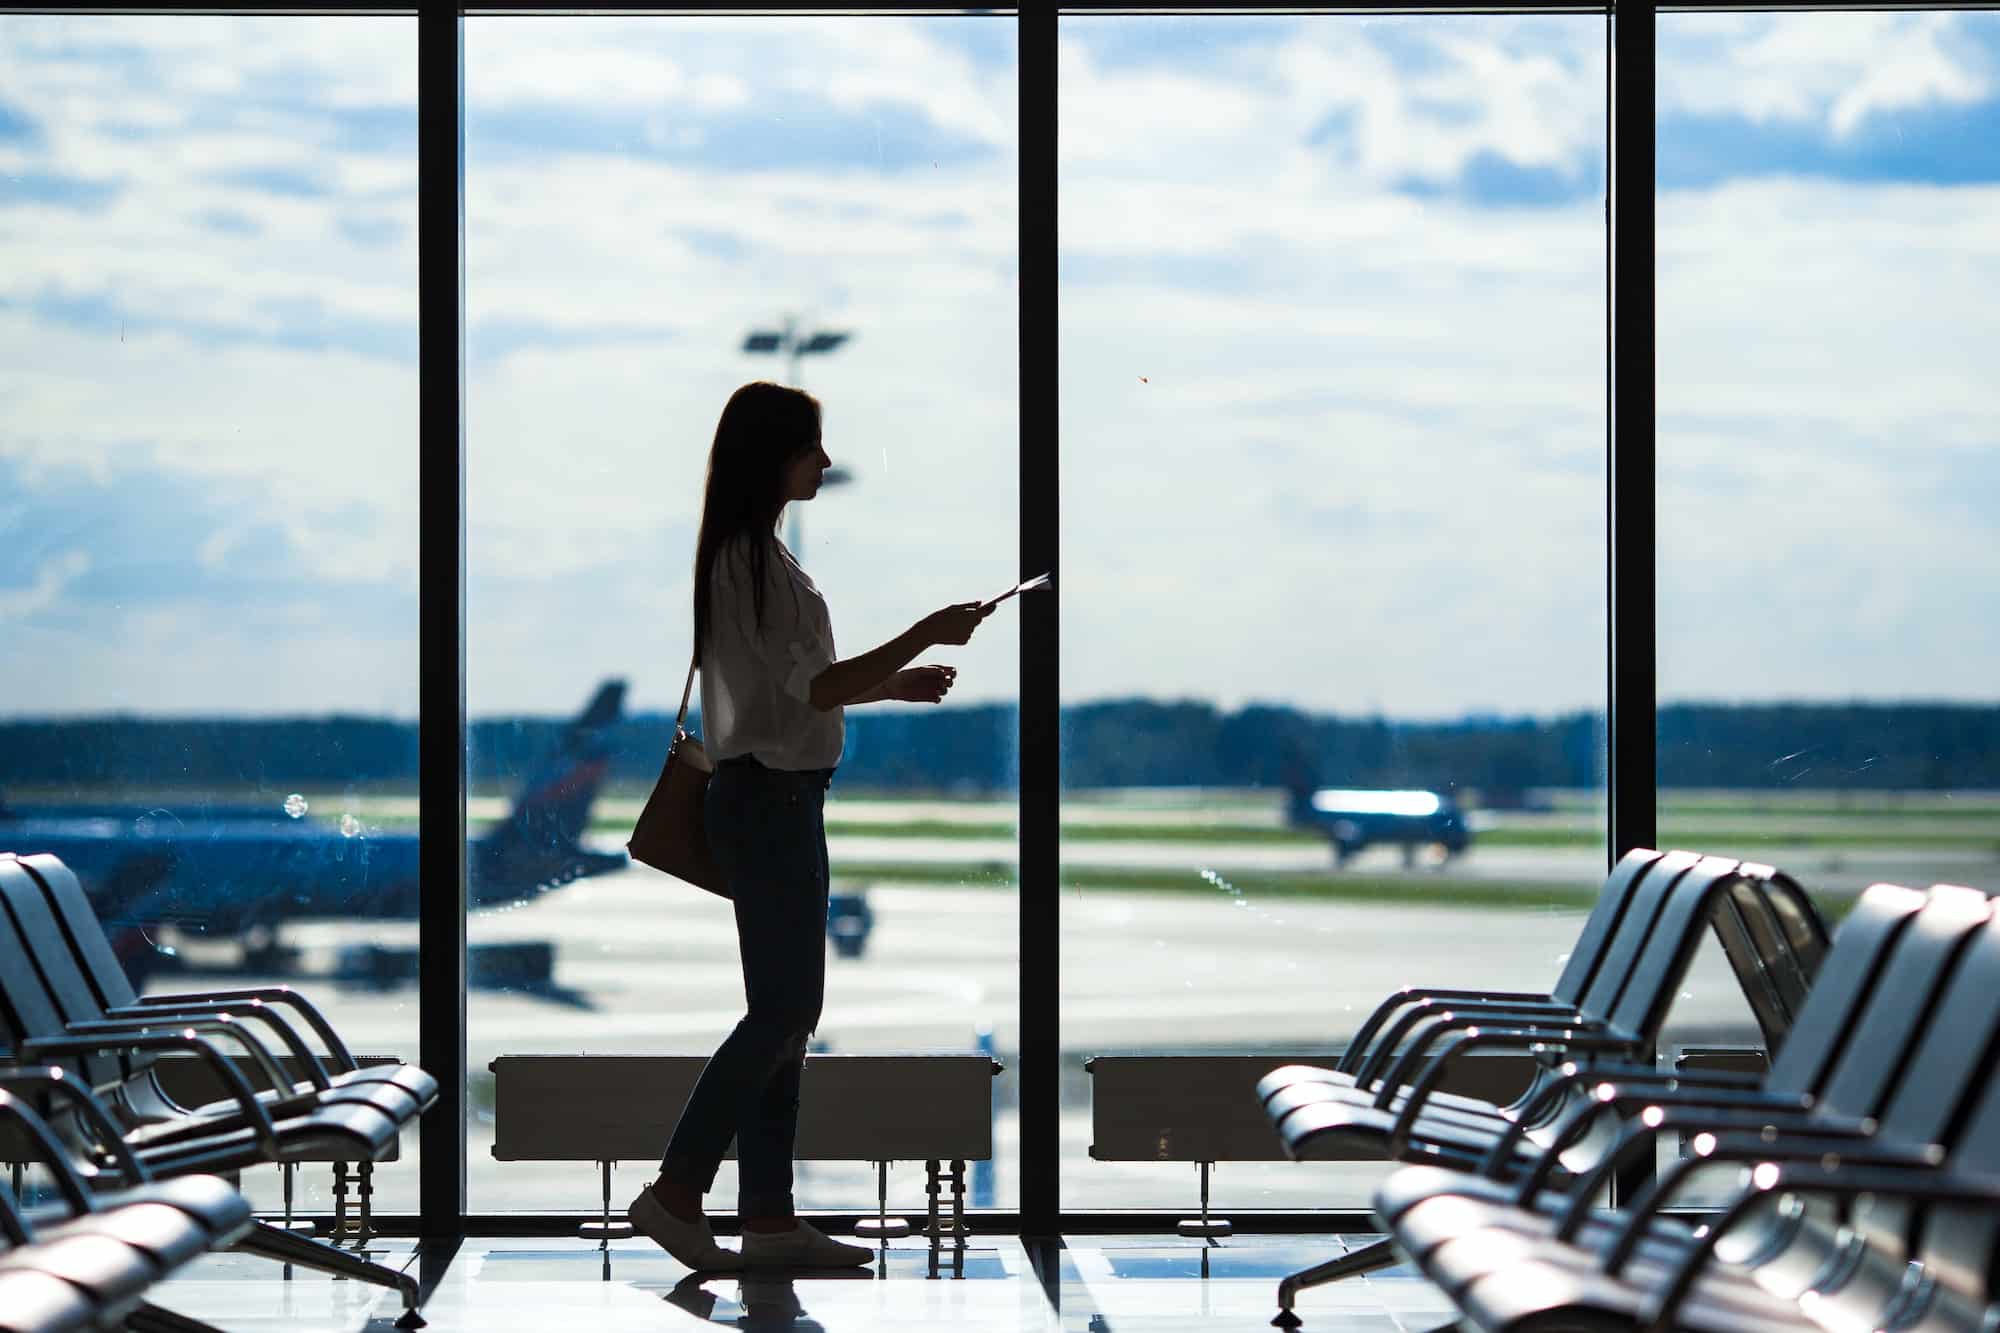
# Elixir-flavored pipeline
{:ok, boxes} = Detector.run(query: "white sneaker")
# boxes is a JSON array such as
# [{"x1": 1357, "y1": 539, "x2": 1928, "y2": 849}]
[
  {"x1": 740, "y1": 1220, "x2": 873, "y2": 1269},
  {"x1": 628, "y1": 1188, "x2": 742, "y2": 1272}
]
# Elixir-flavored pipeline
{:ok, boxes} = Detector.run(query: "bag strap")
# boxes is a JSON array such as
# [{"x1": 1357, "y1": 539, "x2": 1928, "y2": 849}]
[{"x1": 675, "y1": 652, "x2": 698, "y2": 736}]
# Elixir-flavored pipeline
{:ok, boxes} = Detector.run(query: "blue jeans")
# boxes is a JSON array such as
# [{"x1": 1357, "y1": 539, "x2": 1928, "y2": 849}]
[{"x1": 659, "y1": 755, "x2": 833, "y2": 1217}]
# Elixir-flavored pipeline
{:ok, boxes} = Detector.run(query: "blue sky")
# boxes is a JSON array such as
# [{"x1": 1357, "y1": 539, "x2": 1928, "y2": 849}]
[{"x1": 2, "y1": 12, "x2": 1997, "y2": 719}]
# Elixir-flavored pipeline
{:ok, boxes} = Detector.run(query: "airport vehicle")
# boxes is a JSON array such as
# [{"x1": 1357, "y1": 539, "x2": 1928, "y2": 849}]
[
  {"x1": 1288, "y1": 787, "x2": 1473, "y2": 867},
  {"x1": 0, "y1": 681, "x2": 632, "y2": 978}
]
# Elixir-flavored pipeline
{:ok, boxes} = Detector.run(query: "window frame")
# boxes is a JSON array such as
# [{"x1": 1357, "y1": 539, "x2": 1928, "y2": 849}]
[{"x1": 30, "y1": 0, "x2": 1992, "y2": 1239}]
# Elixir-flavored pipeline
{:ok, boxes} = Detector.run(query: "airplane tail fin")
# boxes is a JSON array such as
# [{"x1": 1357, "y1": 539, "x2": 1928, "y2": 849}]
[{"x1": 470, "y1": 679, "x2": 628, "y2": 906}]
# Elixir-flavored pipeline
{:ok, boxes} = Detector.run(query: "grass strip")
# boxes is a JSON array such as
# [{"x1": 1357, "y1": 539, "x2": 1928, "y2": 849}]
[
  {"x1": 579, "y1": 816, "x2": 1998, "y2": 853},
  {"x1": 1485, "y1": 828, "x2": 2000, "y2": 852},
  {"x1": 829, "y1": 860, "x2": 1600, "y2": 911}
]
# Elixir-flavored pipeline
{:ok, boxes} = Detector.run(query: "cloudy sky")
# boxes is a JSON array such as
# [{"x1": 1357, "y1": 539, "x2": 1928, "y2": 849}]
[{"x1": 3, "y1": 11, "x2": 1997, "y2": 723}]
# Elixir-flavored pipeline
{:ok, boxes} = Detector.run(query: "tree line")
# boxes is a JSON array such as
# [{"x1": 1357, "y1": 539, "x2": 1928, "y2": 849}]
[{"x1": 2, "y1": 700, "x2": 1996, "y2": 797}]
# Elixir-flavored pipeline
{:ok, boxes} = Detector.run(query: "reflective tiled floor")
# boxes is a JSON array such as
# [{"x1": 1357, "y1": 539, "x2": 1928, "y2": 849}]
[{"x1": 148, "y1": 1233, "x2": 1459, "y2": 1332}]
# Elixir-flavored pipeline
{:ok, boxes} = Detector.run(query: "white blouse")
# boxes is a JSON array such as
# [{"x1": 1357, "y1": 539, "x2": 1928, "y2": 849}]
[{"x1": 698, "y1": 534, "x2": 844, "y2": 772}]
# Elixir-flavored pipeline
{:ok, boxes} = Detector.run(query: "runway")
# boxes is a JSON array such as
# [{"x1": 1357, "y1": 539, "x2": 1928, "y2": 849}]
[
  {"x1": 832, "y1": 833, "x2": 1998, "y2": 896},
  {"x1": 243, "y1": 832, "x2": 1860, "y2": 1216}
]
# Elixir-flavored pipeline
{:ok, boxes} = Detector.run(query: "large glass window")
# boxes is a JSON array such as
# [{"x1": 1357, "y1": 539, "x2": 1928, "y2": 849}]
[
  {"x1": 1656, "y1": 10, "x2": 2000, "y2": 1031},
  {"x1": 0, "y1": 14, "x2": 419, "y2": 1215},
  {"x1": 1057, "y1": 13, "x2": 1609, "y2": 1210},
  {"x1": 464, "y1": 14, "x2": 1020, "y2": 1213}
]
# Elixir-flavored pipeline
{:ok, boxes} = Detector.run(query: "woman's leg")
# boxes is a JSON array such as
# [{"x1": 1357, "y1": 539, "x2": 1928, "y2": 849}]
[
  {"x1": 734, "y1": 775, "x2": 829, "y2": 1225},
  {"x1": 654, "y1": 766, "x2": 826, "y2": 1220}
]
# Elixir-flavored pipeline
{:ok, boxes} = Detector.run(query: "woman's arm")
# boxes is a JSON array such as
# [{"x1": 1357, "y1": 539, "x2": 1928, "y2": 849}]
[
  {"x1": 806, "y1": 605, "x2": 990, "y2": 712},
  {"x1": 845, "y1": 676, "x2": 899, "y2": 706},
  {"x1": 846, "y1": 665, "x2": 956, "y2": 707},
  {"x1": 807, "y1": 628, "x2": 928, "y2": 711}
]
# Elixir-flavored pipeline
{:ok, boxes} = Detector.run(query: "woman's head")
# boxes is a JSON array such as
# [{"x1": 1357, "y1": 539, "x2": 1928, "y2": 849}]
[
  {"x1": 693, "y1": 382, "x2": 826, "y2": 655},
  {"x1": 704, "y1": 381, "x2": 825, "y2": 522}
]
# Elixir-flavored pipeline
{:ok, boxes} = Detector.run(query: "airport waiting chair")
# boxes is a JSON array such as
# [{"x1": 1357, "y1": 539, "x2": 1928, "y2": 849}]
[
  {"x1": 1262, "y1": 853, "x2": 1797, "y2": 1159},
  {"x1": 1321, "y1": 847, "x2": 1667, "y2": 1102},
  {"x1": 1379, "y1": 885, "x2": 2000, "y2": 1333},
  {"x1": 1374, "y1": 882, "x2": 1965, "y2": 1264},
  {"x1": 0, "y1": 858, "x2": 429, "y2": 1148},
  {"x1": 1257, "y1": 852, "x2": 1827, "y2": 1324},
  {"x1": 0, "y1": 1080, "x2": 252, "y2": 1333},
  {"x1": 8, "y1": 852, "x2": 438, "y2": 1115},
  {"x1": 1320, "y1": 848, "x2": 1824, "y2": 1114},
  {"x1": 0, "y1": 871, "x2": 425, "y2": 1325},
  {"x1": 1287, "y1": 850, "x2": 1822, "y2": 1155}
]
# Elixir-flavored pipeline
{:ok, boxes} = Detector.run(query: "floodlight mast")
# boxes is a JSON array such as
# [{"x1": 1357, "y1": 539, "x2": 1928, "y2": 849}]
[
  {"x1": 741, "y1": 315, "x2": 852, "y2": 391},
  {"x1": 740, "y1": 315, "x2": 855, "y2": 552}
]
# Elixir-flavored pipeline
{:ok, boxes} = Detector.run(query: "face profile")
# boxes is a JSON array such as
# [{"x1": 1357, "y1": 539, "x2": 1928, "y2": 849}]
[{"x1": 784, "y1": 439, "x2": 833, "y2": 503}]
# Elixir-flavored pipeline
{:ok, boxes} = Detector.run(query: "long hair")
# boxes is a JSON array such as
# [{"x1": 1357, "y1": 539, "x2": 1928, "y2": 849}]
[{"x1": 693, "y1": 381, "x2": 823, "y2": 659}]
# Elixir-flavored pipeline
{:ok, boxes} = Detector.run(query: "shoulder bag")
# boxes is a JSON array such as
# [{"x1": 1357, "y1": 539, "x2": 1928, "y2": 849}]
[{"x1": 626, "y1": 654, "x2": 729, "y2": 898}]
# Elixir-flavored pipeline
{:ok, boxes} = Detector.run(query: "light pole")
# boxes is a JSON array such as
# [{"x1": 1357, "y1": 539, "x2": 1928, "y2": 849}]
[
  {"x1": 743, "y1": 316, "x2": 855, "y2": 552},
  {"x1": 743, "y1": 315, "x2": 852, "y2": 388}
]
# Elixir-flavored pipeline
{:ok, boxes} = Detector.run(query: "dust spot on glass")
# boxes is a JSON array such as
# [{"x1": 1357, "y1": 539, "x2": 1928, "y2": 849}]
[
  {"x1": 132, "y1": 808, "x2": 176, "y2": 838},
  {"x1": 1198, "y1": 868, "x2": 1243, "y2": 899},
  {"x1": 283, "y1": 793, "x2": 308, "y2": 819},
  {"x1": 340, "y1": 813, "x2": 363, "y2": 838}
]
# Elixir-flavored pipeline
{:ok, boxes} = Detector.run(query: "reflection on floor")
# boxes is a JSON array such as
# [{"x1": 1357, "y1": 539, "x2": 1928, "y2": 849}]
[{"x1": 146, "y1": 1233, "x2": 1458, "y2": 1332}]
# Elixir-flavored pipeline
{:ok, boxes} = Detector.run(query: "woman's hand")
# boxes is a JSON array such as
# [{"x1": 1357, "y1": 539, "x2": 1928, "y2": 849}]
[
  {"x1": 916, "y1": 602, "x2": 993, "y2": 647},
  {"x1": 886, "y1": 665, "x2": 958, "y2": 704}
]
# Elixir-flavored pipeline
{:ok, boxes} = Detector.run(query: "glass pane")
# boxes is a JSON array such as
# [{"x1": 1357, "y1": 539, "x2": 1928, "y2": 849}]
[
  {"x1": 464, "y1": 14, "x2": 1020, "y2": 1214},
  {"x1": 1656, "y1": 9, "x2": 2000, "y2": 1178},
  {"x1": 0, "y1": 15, "x2": 419, "y2": 1215},
  {"x1": 1058, "y1": 13, "x2": 1608, "y2": 1210}
]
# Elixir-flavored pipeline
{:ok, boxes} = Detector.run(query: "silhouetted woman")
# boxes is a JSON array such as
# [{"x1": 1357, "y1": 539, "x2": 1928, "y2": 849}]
[{"x1": 629, "y1": 381, "x2": 991, "y2": 1270}]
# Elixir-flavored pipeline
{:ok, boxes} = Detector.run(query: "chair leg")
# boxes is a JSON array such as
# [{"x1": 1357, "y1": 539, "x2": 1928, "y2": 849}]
[
  {"x1": 233, "y1": 1219, "x2": 426, "y2": 1328},
  {"x1": 1272, "y1": 1236, "x2": 1400, "y2": 1328},
  {"x1": 124, "y1": 1300, "x2": 228, "y2": 1333}
]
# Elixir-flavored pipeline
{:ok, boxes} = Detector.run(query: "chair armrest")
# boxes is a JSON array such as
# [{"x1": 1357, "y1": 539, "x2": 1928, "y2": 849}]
[
  {"x1": 1383, "y1": 1026, "x2": 1640, "y2": 1155},
  {"x1": 96, "y1": 1003, "x2": 332, "y2": 1091},
  {"x1": 1477, "y1": 1071, "x2": 1810, "y2": 1181},
  {"x1": 19, "y1": 1030, "x2": 280, "y2": 1155},
  {"x1": 1637, "y1": 1158, "x2": 1990, "y2": 1333},
  {"x1": 63, "y1": 1014, "x2": 294, "y2": 1097},
  {"x1": 1356, "y1": 1000, "x2": 1585, "y2": 1087},
  {"x1": 1546, "y1": 1104, "x2": 1878, "y2": 1236},
  {"x1": 1375, "y1": 1018, "x2": 1623, "y2": 1105},
  {"x1": 0, "y1": 1066, "x2": 150, "y2": 1187},
  {"x1": 118, "y1": 987, "x2": 358, "y2": 1073},
  {"x1": 1342, "y1": 987, "x2": 1559, "y2": 1074},
  {"x1": 1573, "y1": 1057, "x2": 1763, "y2": 1090},
  {"x1": 1506, "y1": 1059, "x2": 1768, "y2": 1136},
  {"x1": 1590, "y1": 1128, "x2": 1937, "y2": 1263},
  {"x1": 0, "y1": 1086, "x2": 99, "y2": 1223}
]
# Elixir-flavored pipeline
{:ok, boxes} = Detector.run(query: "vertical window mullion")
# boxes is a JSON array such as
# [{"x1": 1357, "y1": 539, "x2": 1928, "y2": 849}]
[
  {"x1": 1608, "y1": 0, "x2": 1657, "y2": 1210},
  {"x1": 1609, "y1": 0, "x2": 1656, "y2": 868},
  {"x1": 1018, "y1": 5, "x2": 1061, "y2": 1238},
  {"x1": 418, "y1": 6, "x2": 467, "y2": 1238}
]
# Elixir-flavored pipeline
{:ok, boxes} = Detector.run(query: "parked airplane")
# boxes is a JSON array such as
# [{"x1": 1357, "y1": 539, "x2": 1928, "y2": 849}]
[{"x1": 0, "y1": 681, "x2": 631, "y2": 979}]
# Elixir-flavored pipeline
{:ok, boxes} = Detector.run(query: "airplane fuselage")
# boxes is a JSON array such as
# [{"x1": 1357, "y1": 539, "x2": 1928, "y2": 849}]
[{"x1": 2, "y1": 815, "x2": 428, "y2": 933}]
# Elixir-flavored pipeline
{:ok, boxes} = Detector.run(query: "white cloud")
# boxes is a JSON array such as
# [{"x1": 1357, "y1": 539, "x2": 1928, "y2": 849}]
[
  {"x1": 0, "y1": 550, "x2": 91, "y2": 620},
  {"x1": 3, "y1": 12, "x2": 1996, "y2": 720},
  {"x1": 1658, "y1": 12, "x2": 1993, "y2": 136}
]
